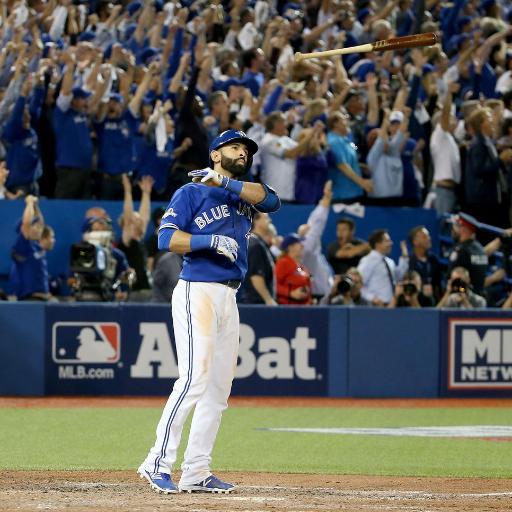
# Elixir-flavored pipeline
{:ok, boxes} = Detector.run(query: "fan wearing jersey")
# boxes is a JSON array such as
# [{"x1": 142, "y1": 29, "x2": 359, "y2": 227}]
[{"x1": 138, "y1": 130, "x2": 280, "y2": 494}]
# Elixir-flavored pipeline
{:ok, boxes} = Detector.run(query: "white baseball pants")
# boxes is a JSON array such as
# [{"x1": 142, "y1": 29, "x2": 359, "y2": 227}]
[{"x1": 140, "y1": 280, "x2": 240, "y2": 485}]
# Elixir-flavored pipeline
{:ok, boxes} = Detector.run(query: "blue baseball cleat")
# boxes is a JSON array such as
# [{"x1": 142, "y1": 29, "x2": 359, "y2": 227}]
[
  {"x1": 138, "y1": 468, "x2": 178, "y2": 494},
  {"x1": 179, "y1": 474, "x2": 235, "y2": 494}
]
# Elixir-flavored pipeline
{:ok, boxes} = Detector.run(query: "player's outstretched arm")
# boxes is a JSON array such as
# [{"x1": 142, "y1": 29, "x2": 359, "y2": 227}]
[{"x1": 188, "y1": 169, "x2": 281, "y2": 212}]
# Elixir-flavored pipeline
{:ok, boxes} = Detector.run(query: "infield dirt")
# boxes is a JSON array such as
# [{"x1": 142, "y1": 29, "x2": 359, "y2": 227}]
[{"x1": 1, "y1": 470, "x2": 512, "y2": 512}]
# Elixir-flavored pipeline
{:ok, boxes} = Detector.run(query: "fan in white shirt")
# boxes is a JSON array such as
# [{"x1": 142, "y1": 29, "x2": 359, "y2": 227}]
[
  {"x1": 430, "y1": 82, "x2": 461, "y2": 215},
  {"x1": 259, "y1": 112, "x2": 313, "y2": 202}
]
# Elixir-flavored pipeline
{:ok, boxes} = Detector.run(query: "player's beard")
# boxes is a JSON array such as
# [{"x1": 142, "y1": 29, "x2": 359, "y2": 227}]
[{"x1": 220, "y1": 154, "x2": 247, "y2": 177}]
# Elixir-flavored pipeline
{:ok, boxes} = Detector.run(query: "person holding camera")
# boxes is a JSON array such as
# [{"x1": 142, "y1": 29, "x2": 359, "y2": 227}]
[
  {"x1": 388, "y1": 270, "x2": 435, "y2": 308},
  {"x1": 437, "y1": 267, "x2": 487, "y2": 309},
  {"x1": 71, "y1": 216, "x2": 133, "y2": 302},
  {"x1": 322, "y1": 267, "x2": 368, "y2": 306}
]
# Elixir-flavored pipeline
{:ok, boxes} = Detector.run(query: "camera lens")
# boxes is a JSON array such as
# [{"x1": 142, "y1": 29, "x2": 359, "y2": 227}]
[
  {"x1": 337, "y1": 276, "x2": 354, "y2": 294},
  {"x1": 403, "y1": 283, "x2": 417, "y2": 295},
  {"x1": 450, "y1": 278, "x2": 467, "y2": 294}
]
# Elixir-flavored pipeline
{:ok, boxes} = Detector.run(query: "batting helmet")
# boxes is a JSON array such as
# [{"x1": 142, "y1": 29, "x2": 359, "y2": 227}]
[{"x1": 209, "y1": 129, "x2": 259, "y2": 171}]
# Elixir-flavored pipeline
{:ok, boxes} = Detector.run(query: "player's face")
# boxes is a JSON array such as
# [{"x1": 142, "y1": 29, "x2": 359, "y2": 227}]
[{"x1": 219, "y1": 143, "x2": 249, "y2": 177}]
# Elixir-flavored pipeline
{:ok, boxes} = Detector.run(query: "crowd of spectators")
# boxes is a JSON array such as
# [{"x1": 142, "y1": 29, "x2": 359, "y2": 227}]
[{"x1": 2, "y1": 0, "x2": 512, "y2": 308}]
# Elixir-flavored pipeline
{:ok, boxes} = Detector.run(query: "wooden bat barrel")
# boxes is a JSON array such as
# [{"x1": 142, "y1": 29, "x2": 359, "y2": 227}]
[{"x1": 372, "y1": 32, "x2": 438, "y2": 52}]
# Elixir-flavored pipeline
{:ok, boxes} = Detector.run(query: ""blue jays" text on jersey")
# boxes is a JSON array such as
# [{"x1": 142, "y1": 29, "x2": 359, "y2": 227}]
[{"x1": 159, "y1": 183, "x2": 253, "y2": 282}]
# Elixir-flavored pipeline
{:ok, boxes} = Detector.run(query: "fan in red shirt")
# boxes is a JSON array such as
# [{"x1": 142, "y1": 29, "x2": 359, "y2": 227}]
[{"x1": 275, "y1": 233, "x2": 313, "y2": 305}]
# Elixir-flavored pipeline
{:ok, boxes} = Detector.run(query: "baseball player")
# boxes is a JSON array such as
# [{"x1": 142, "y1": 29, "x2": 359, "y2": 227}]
[{"x1": 138, "y1": 130, "x2": 280, "y2": 494}]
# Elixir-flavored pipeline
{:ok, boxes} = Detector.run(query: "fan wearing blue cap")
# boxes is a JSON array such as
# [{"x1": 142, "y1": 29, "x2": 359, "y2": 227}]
[
  {"x1": 94, "y1": 91, "x2": 139, "y2": 200},
  {"x1": 138, "y1": 130, "x2": 280, "y2": 495},
  {"x1": 53, "y1": 52, "x2": 109, "y2": 199}
]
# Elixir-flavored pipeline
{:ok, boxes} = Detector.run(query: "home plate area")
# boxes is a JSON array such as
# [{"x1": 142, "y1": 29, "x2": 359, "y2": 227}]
[{"x1": 1, "y1": 471, "x2": 511, "y2": 512}]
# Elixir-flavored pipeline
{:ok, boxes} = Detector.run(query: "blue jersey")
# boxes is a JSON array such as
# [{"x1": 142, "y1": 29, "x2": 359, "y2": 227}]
[
  {"x1": 135, "y1": 136, "x2": 174, "y2": 192},
  {"x1": 3, "y1": 96, "x2": 41, "y2": 188},
  {"x1": 159, "y1": 183, "x2": 253, "y2": 282},
  {"x1": 95, "y1": 110, "x2": 138, "y2": 175},
  {"x1": 10, "y1": 234, "x2": 49, "y2": 298},
  {"x1": 53, "y1": 105, "x2": 93, "y2": 169}
]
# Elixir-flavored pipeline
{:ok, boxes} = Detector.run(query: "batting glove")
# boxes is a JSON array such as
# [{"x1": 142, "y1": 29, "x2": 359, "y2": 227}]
[
  {"x1": 211, "y1": 234, "x2": 239, "y2": 263},
  {"x1": 188, "y1": 168, "x2": 225, "y2": 187}
]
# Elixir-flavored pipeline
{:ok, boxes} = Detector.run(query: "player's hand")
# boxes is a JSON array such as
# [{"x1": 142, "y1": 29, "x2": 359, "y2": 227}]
[
  {"x1": 210, "y1": 234, "x2": 238, "y2": 262},
  {"x1": 188, "y1": 168, "x2": 226, "y2": 188}
]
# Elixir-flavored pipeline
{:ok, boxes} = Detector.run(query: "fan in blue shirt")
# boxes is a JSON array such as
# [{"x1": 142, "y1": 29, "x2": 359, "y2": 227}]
[
  {"x1": 52, "y1": 51, "x2": 110, "y2": 198},
  {"x1": 94, "y1": 93, "x2": 139, "y2": 199},
  {"x1": 9, "y1": 196, "x2": 52, "y2": 301},
  {"x1": 2, "y1": 78, "x2": 44, "y2": 196},
  {"x1": 327, "y1": 112, "x2": 373, "y2": 203}
]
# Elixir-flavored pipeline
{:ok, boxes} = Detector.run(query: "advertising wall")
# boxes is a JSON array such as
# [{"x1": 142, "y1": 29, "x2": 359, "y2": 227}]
[
  {"x1": 439, "y1": 311, "x2": 512, "y2": 397},
  {"x1": 42, "y1": 304, "x2": 335, "y2": 397},
  {"x1": 1, "y1": 303, "x2": 511, "y2": 398}
]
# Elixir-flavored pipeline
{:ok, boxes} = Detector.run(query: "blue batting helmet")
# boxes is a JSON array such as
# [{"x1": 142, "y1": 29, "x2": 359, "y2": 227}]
[{"x1": 209, "y1": 130, "x2": 258, "y2": 171}]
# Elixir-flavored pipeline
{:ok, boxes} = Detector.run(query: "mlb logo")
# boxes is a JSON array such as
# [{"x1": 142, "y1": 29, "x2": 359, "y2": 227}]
[
  {"x1": 52, "y1": 322, "x2": 121, "y2": 364},
  {"x1": 448, "y1": 319, "x2": 512, "y2": 389}
]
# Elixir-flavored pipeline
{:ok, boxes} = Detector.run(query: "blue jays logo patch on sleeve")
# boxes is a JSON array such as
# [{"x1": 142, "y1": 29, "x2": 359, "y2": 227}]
[{"x1": 163, "y1": 208, "x2": 178, "y2": 219}]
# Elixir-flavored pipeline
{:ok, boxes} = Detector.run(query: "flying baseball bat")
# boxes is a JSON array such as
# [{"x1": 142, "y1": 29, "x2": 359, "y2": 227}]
[{"x1": 295, "y1": 32, "x2": 438, "y2": 62}]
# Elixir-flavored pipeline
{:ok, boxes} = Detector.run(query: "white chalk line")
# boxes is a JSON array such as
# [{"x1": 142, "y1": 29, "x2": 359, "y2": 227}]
[{"x1": 242, "y1": 485, "x2": 512, "y2": 499}]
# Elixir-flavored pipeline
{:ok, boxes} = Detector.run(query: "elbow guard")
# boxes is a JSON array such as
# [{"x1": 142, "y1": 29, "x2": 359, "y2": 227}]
[
  {"x1": 255, "y1": 184, "x2": 281, "y2": 213},
  {"x1": 157, "y1": 227, "x2": 177, "y2": 251}
]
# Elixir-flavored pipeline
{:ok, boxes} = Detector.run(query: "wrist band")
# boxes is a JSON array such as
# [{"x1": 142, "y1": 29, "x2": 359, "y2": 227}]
[
  {"x1": 221, "y1": 175, "x2": 244, "y2": 195},
  {"x1": 190, "y1": 234, "x2": 213, "y2": 251}
]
